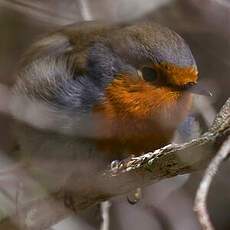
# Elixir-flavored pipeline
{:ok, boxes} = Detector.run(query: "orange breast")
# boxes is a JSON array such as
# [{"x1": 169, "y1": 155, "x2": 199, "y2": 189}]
[{"x1": 92, "y1": 76, "x2": 193, "y2": 158}]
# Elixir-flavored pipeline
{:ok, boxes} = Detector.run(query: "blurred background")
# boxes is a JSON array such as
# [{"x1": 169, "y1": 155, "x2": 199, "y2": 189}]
[{"x1": 0, "y1": 0, "x2": 229, "y2": 229}]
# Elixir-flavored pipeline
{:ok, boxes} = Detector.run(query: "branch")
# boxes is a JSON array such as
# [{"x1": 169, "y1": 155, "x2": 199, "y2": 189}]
[
  {"x1": 79, "y1": 0, "x2": 93, "y2": 21},
  {"x1": 1, "y1": 98, "x2": 230, "y2": 230},
  {"x1": 194, "y1": 136, "x2": 230, "y2": 230},
  {"x1": 100, "y1": 201, "x2": 111, "y2": 230}
]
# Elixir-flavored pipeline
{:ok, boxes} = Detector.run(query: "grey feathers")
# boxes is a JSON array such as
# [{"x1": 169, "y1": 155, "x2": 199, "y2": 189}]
[{"x1": 109, "y1": 22, "x2": 196, "y2": 68}]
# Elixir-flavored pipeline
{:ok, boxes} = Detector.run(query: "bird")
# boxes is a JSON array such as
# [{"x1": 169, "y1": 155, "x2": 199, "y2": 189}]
[{"x1": 10, "y1": 21, "x2": 209, "y2": 172}]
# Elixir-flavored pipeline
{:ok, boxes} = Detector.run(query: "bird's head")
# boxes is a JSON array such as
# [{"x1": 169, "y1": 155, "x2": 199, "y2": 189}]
[{"x1": 87, "y1": 22, "x2": 205, "y2": 138}]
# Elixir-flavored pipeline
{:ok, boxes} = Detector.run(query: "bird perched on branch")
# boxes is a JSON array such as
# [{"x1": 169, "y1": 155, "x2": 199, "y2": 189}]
[{"x1": 10, "y1": 21, "x2": 209, "y2": 169}]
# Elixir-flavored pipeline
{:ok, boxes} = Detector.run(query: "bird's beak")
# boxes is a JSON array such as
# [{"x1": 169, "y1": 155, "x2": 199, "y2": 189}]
[{"x1": 188, "y1": 83, "x2": 212, "y2": 96}]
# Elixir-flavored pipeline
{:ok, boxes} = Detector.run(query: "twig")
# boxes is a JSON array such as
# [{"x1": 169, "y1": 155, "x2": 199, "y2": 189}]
[
  {"x1": 79, "y1": 0, "x2": 92, "y2": 21},
  {"x1": 194, "y1": 136, "x2": 230, "y2": 230},
  {"x1": 193, "y1": 96, "x2": 216, "y2": 127},
  {"x1": 0, "y1": 0, "x2": 77, "y2": 25},
  {"x1": 100, "y1": 201, "x2": 111, "y2": 230},
  {"x1": 211, "y1": 0, "x2": 230, "y2": 8}
]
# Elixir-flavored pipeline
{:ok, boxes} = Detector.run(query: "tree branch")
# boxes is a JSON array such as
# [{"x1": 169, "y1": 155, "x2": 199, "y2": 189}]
[
  {"x1": 1, "y1": 98, "x2": 230, "y2": 230},
  {"x1": 194, "y1": 136, "x2": 230, "y2": 230}
]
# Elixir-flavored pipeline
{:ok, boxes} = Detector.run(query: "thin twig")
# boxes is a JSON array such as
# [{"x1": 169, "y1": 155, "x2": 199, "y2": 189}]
[
  {"x1": 79, "y1": 0, "x2": 93, "y2": 21},
  {"x1": 0, "y1": 0, "x2": 77, "y2": 25},
  {"x1": 194, "y1": 136, "x2": 230, "y2": 230},
  {"x1": 193, "y1": 96, "x2": 216, "y2": 128},
  {"x1": 211, "y1": 0, "x2": 230, "y2": 8},
  {"x1": 100, "y1": 201, "x2": 111, "y2": 230}
]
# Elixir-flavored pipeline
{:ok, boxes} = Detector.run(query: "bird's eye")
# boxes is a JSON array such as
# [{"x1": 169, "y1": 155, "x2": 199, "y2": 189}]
[{"x1": 141, "y1": 67, "x2": 158, "y2": 83}]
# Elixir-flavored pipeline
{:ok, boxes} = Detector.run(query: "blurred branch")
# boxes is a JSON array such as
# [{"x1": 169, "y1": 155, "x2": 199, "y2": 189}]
[
  {"x1": 0, "y1": 97, "x2": 230, "y2": 230},
  {"x1": 194, "y1": 136, "x2": 230, "y2": 230},
  {"x1": 212, "y1": 0, "x2": 230, "y2": 8},
  {"x1": 193, "y1": 96, "x2": 216, "y2": 127},
  {"x1": 79, "y1": 0, "x2": 92, "y2": 21},
  {"x1": 100, "y1": 201, "x2": 111, "y2": 230},
  {"x1": 0, "y1": 0, "x2": 78, "y2": 25}
]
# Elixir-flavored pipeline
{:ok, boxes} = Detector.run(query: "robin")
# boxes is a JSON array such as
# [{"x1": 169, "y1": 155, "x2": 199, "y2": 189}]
[{"x1": 10, "y1": 21, "x2": 209, "y2": 170}]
